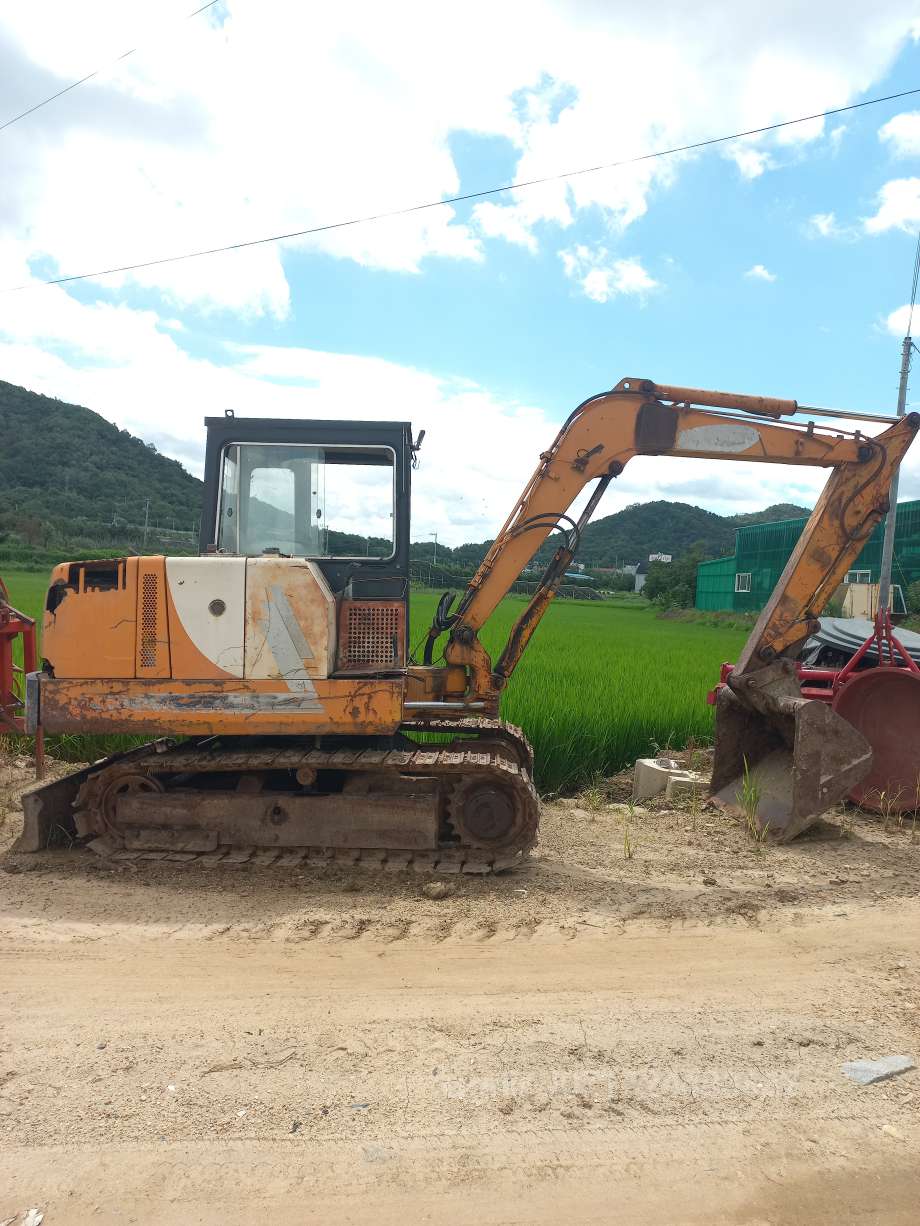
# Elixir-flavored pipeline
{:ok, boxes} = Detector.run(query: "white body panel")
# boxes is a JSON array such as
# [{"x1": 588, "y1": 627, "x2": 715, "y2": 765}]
[{"x1": 165, "y1": 557, "x2": 246, "y2": 677}]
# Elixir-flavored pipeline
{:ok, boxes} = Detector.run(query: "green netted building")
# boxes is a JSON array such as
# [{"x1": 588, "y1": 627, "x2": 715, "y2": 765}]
[{"x1": 695, "y1": 500, "x2": 920, "y2": 613}]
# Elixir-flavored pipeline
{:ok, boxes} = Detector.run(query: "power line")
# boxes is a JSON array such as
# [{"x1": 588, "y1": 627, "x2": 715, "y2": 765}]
[
  {"x1": 6, "y1": 82, "x2": 920, "y2": 294},
  {"x1": 0, "y1": 0, "x2": 223, "y2": 135},
  {"x1": 907, "y1": 228, "x2": 920, "y2": 337}
]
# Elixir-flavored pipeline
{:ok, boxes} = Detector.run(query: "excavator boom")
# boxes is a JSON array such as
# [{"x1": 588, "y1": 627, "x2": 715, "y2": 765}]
[{"x1": 431, "y1": 377, "x2": 919, "y2": 839}]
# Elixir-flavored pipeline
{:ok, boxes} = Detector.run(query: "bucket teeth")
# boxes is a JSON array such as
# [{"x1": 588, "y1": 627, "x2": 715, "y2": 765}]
[{"x1": 710, "y1": 661, "x2": 873, "y2": 841}]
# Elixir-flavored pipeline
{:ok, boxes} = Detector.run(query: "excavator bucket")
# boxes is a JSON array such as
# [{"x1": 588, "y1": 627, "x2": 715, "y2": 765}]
[{"x1": 710, "y1": 662, "x2": 873, "y2": 841}]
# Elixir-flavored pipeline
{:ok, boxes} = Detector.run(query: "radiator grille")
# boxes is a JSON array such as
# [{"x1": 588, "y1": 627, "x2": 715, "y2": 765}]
[
  {"x1": 338, "y1": 601, "x2": 405, "y2": 670},
  {"x1": 139, "y1": 573, "x2": 158, "y2": 668}
]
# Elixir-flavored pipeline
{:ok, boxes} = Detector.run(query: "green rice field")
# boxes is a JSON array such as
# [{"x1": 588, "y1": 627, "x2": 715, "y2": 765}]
[{"x1": 3, "y1": 569, "x2": 748, "y2": 793}]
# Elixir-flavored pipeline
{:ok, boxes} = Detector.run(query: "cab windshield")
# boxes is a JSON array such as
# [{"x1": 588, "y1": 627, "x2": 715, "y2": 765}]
[{"x1": 217, "y1": 443, "x2": 395, "y2": 558}]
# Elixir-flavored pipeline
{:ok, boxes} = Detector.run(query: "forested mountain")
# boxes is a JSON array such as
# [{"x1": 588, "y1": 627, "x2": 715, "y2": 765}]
[
  {"x1": 0, "y1": 380, "x2": 202, "y2": 564},
  {"x1": 569, "y1": 499, "x2": 810, "y2": 567},
  {"x1": 415, "y1": 501, "x2": 811, "y2": 572},
  {"x1": 0, "y1": 378, "x2": 809, "y2": 571}
]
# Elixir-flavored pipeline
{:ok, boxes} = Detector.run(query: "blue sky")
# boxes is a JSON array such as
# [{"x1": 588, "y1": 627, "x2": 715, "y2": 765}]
[{"x1": 2, "y1": 1, "x2": 920, "y2": 543}]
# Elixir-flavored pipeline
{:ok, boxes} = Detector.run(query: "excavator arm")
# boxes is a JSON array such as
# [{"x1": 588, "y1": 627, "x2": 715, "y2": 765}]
[{"x1": 427, "y1": 377, "x2": 919, "y2": 839}]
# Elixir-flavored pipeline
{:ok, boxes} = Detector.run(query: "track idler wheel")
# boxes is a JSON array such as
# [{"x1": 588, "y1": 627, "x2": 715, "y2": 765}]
[
  {"x1": 75, "y1": 768, "x2": 163, "y2": 842},
  {"x1": 448, "y1": 776, "x2": 537, "y2": 853}
]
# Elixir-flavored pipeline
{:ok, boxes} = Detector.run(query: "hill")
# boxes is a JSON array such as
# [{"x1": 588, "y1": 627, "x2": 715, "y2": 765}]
[
  {"x1": 0, "y1": 380, "x2": 202, "y2": 566},
  {"x1": 409, "y1": 499, "x2": 811, "y2": 578},
  {"x1": 568, "y1": 500, "x2": 811, "y2": 568}
]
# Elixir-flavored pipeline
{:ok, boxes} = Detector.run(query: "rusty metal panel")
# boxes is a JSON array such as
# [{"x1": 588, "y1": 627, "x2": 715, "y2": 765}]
[
  {"x1": 17, "y1": 769, "x2": 87, "y2": 850},
  {"x1": 245, "y1": 558, "x2": 336, "y2": 681},
  {"x1": 634, "y1": 401, "x2": 677, "y2": 453},
  {"x1": 117, "y1": 789, "x2": 438, "y2": 850},
  {"x1": 38, "y1": 675, "x2": 405, "y2": 737},
  {"x1": 337, "y1": 600, "x2": 406, "y2": 670}
]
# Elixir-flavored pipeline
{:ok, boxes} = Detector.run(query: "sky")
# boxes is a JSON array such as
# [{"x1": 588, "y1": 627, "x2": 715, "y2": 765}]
[{"x1": 2, "y1": 1, "x2": 920, "y2": 546}]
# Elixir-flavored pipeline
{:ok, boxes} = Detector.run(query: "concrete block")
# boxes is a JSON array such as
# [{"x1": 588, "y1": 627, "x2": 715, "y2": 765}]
[
  {"x1": 632, "y1": 758, "x2": 689, "y2": 802},
  {"x1": 665, "y1": 773, "x2": 708, "y2": 802},
  {"x1": 841, "y1": 1055, "x2": 915, "y2": 1085}
]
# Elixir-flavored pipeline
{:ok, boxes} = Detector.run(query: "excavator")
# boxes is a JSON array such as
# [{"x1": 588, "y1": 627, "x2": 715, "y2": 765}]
[{"x1": 16, "y1": 377, "x2": 919, "y2": 868}]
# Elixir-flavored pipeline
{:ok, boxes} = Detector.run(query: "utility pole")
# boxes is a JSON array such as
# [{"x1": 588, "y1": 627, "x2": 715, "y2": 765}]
[
  {"x1": 143, "y1": 498, "x2": 150, "y2": 549},
  {"x1": 878, "y1": 232, "x2": 920, "y2": 614},
  {"x1": 429, "y1": 532, "x2": 438, "y2": 566}
]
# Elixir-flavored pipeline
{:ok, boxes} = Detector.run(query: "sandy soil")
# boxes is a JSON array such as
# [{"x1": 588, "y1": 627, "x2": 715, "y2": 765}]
[{"x1": 1, "y1": 751, "x2": 919, "y2": 1225}]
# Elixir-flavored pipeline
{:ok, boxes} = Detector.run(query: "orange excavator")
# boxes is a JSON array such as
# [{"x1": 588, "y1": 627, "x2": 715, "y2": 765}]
[{"x1": 17, "y1": 378, "x2": 919, "y2": 868}]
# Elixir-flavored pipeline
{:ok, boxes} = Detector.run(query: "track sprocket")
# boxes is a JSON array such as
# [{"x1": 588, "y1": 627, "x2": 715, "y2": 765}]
[{"x1": 446, "y1": 772, "x2": 538, "y2": 853}]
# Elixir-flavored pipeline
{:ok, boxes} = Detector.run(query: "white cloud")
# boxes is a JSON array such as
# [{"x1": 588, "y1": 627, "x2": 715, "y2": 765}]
[
  {"x1": 0, "y1": 271, "x2": 555, "y2": 545},
  {"x1": 879, "y1": 111, "x2": 920, "y2": 157},
  {"x1": 560, "y1": 247, "x2": 657, "y2": 303},
  {"x1": 864, "y1": 177, "x2": 920, "y2": 233},
  {"x1": 7, "y1": 275, "x2": 920, "y2": 543},
  {"x1": 0, "y1": 2, "x2": 917, "y2": 312},
  {"x1": 884, "y1": 303, "x2": 915, "y2": 336},
  {"x1": 808, "y1": 211, "x2": 841, "y2": 238},
  {"x1": 472, "y1": 202, "x2": 539, "y2": 253},
  {"x1": 744, "y1": 263, "x2": 777, "y2": 282},
  {"x1": 729, "y1": 147, "x2": 774, "y2": 180},
  {"x1": 0, "y1": 235, "x2": 832, "y2": 545},
  {"x1": 805, "y1": 209, "x2": 863, "y2": 241}
]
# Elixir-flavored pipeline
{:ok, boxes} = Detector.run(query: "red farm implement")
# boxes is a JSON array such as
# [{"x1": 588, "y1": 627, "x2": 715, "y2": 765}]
[{"x1": 0, "y1": 574, "x2": 44, "y2": 776}]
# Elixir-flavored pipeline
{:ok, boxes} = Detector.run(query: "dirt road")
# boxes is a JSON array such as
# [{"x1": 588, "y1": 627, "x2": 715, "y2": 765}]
[{"x1": 1, "y1": 756, "x2": 919, "y2": 1223}]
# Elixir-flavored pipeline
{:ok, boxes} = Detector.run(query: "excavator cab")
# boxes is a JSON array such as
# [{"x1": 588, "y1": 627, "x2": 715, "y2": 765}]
[{"x1": 199, "y1": 412, "x2": 413, "y2": 675}]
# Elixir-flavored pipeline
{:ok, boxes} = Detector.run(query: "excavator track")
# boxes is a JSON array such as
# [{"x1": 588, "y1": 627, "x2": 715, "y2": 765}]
[
  {"x1": 71, "y1": 720, "x2": 538, "y2": 875},
  {"x1": 401, "y1": 716, "x2": 535, "y2": 772}
]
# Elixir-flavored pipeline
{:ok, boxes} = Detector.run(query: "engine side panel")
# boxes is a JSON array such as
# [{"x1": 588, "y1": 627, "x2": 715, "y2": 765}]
[{"x1": 43, "y1": 558, "x2": 139, "y2": 679}]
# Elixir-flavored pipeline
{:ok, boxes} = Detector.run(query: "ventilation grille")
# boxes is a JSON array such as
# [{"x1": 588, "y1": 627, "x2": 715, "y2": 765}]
[
  {"x1": 338, "y1": 601, "x2": 405, "y2": 670},
  {"x1": 139, "y1": 573, "x2": 158, "y2": 668}
]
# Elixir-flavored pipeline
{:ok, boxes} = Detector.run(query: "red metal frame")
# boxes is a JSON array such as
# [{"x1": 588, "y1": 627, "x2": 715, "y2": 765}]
[
  {"x1": 0, "y1": 577, "x2": 43, "y2": 777},
  {"x1": 708, "y1": 609, "x2": 920, "y2": 710}
]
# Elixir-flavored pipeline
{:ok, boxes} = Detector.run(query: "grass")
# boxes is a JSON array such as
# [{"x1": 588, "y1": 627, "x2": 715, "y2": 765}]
[
  {"x1": 657, "y1": 608, "x2": 758, "y2": 632},
  {"x1": 412, "y1": 587, "x2": 747, "y2": 793},
  {"x1": 737, "y1": 756, "x2": 769, "y2": 849},
  {"x1": 3, "y1": 568, "x2": 749, "y2": 792},
  {"x1": 2, "y1": 569, "x2": 47, "y2": 620},
  {"x1": 623, "y1": 817, "x2": 635, "y2": 860}
]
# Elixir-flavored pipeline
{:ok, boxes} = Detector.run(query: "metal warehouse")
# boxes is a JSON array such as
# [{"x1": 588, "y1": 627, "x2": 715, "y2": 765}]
[{"x1": 695, "y1": 499, "x2": 920, "y2": 613}]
